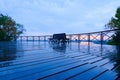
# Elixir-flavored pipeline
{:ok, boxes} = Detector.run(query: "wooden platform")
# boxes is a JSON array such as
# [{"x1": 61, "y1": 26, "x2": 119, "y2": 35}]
[{"x1": 0, "y1": 49, "x2": 120, "y2": 80}]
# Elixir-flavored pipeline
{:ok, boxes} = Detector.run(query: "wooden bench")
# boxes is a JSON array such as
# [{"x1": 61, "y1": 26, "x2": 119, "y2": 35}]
[{"x1": 49, "y1": 33, "x2": 69, "y2": 44}]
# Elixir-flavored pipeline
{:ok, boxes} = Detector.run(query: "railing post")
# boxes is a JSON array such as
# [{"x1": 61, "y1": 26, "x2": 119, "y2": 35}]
[
  {"x1": 20, "y1": 36, "x2": 22, "y2": 41},
  {"x1": 38, "y1": 36, "x2": 40, "y2": 41},
  {"x1": 88, "y1": 33, "x2": 90, "y2": 53},
  {"x1": 78, "y1": 34, "x2": 81, "y2": 50},
  {"x1": 26, "y1": 36, "x2": 28, "y2": 41},
  {"x1": 68, "y1": 35, "x2": 72, "y2": 49},
  {"x1": 70, "y1": 35, "x2": 72, "y2": 42},
  {"x1": 78, "y1": 34, "x2": 81, "y2": 43},
  {"x1": 33, "y1": 36, "x2": 34, "y2": 41},
  {"x1": 100, "y1": 32, "x2": 104, "y2": 56},
  {"x1": 44, "y1": 36, "x2": 46, "y2": 41}
]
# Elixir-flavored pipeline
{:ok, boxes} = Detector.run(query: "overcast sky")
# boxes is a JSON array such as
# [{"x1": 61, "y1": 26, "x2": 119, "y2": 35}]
[{"x1": 0, "y1": 0, "x2": 120, "y2": 35}]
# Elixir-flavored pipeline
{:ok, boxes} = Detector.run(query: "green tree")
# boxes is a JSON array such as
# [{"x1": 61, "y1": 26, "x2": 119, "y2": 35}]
[
  {"x1": 106, "y1": 7, "x2": 120, "y2": 29},
  {"x1": 106, "y1": 7, "x2": 120, "y2": 45},
  {"x1": 0, "y1": 14, "x2": 25, "y2": 41}
]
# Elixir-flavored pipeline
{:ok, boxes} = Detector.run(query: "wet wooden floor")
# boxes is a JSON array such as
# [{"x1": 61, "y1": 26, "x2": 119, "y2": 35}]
[{"x1": 0, "y1": 49, "x2": 120, "y2": 80}]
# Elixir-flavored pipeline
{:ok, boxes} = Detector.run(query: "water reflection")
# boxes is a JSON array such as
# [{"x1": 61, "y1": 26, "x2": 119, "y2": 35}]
[
  {"x1": 114, "y1": 45, "x2": 120, "y2": 75},
  {"x1": 0, "y1": 41, "x2": 23, "y2": 62},
  {"x1": 49, "y1": 43, "x2": 66, "y2": 53},
  {"x1": 116, "y1": 45, "x2": 120, "y2": 59}
]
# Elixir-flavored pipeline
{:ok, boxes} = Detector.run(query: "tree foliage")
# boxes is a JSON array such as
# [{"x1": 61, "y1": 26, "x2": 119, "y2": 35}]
[
  {"x1": 0, "y1": 14, "x2": 25, "y2": 41},
  {"x1": 106, "y1": 7, "x2": 120, "y2": 45},
  {"x1": 105, "y1": 7, "x2": 120, "y2": 29}
]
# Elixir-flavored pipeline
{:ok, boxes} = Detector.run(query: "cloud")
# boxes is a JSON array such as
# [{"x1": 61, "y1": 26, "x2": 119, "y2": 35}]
[{"x1": 0, "y1": 0, "x2": 120, "y2": 35}]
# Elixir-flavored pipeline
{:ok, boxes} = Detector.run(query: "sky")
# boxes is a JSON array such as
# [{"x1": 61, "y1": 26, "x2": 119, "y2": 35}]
[{"x1": 0, "y1": 0, "x2": 120, "y2": 35}]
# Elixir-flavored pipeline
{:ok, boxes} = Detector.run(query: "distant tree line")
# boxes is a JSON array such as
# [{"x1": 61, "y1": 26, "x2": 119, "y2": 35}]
[{"x1": 0, "y1": 14, "x2": 25, "y2": 41}]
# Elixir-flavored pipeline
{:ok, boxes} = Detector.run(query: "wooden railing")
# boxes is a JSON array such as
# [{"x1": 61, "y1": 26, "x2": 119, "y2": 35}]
[
  {"x1": 18, "y1": 29, "x2": 119, "y2": 42},
  {"x1": 18, "y1": 29, "x2": 120, "y2": 55}
]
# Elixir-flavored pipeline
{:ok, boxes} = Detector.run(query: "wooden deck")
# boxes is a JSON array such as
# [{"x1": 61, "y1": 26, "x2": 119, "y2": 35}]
[{"x1": 0, "y1": 49, "x2": 120, "y2": 80}]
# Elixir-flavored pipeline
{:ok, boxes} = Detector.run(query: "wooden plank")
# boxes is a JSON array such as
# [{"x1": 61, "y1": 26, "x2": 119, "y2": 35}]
[
  {"x1": 92, "y1": 58, "x2": 110, "y2": 66},
  {"x1": 42, "y1": 64, "x2": 96, "y2": 80},
  {"x1": 0, "y1": 55, "x2": 65, "y2": 68},
  {"x1": 69, "y1": 54, "x2": 92, "y2": 58},
  {"x1": 86, "y1": 57, "x2": 103, "y2": 63},
  {"x1": 115, "y1": 76, "x2": 120, "y2": 80},
  {"x1": 0, "y1": 52, "x2": 90, "y2": 69},
  {"x1": 0, "y1": 48, "x2": 81, "y2": 66},
  {"x1": 112, "y1": 64, "x2": 120, "y2": 72},
  {"x1": 94, "y1": 70, "x2": 118, "y2": 80},
  {"x1": 0, "y1": 50, "x2": 58, "y2": 64},
  {"x1": 69, "y1": 55, "x2": 93, "y2": 60},
  {"x1": 112, "y1": 64, "x2": 120, "y2": 80},
  {"x1": 0, "y1": 58, "x2": 75, "y2": 73},
  {"x1": 0, "y1": 50, "x2": 80, "y2": 66},
  {"x1": 68, "y1": 54, "x2": 99, "y2": 63},
  {"x1": 68, "y1": 67, "x2": 107, "y2": 80},
  {"x1": 0, "y1": 58, "x2": 87, "y2": 79},
  {"x1": 2, "y1": 61, "x2": 88, "y2": 80},
  {"x1": 0, "y1": 56, "x2": 70, "y2": 72},
  {"x1": 101, "y1": 61, "x2": 116, "y2": 70},
  {"x1": 65, "y1": 51, "x2": 89, "y2": 56},
  {"x1": 77, "y1": 56, "x2": 97, "y2": 61}
]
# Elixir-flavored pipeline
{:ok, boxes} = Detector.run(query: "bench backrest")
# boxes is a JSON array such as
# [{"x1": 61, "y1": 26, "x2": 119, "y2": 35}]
[{"x1": 53, "y1": 33, "x2": 66, "y2": 40}]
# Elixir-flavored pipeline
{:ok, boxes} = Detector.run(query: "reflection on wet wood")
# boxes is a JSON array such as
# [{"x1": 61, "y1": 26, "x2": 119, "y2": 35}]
[
  {"x1": 0, "y1": 40, "x2": 120, "y2": 80},
  {"x1": 0, "y1": 50, "x2": 119, "y2": 80}
]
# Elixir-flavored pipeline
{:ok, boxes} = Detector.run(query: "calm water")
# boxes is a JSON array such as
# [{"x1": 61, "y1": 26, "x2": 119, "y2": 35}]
[{"x1": 0, "y1": 41, "x2": 118, "y2": 62}]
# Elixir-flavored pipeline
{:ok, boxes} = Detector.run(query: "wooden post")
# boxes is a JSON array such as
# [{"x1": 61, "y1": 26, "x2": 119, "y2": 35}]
[
  {"x1": 44, "y1": 36, "x2": 46, "y2": 41},
  {"x1": 26, "y1": 36, "x2": 28, "y2": 41},
  {"x1": 20, "y1": 36, "x2": 22, "y2": 41},
  {"x1": 38, "y1": 36, "x2": 40, "y2": 41},
  {"x1": 33, "y1": 36, "x2": 34, "y2": 41},
  {"x1": 78, "y1": 34, "x2": 81, "y2": 51},
  {"x1": 88, "y1": 33, "x2": 90, "y2": 53},
  {"x1": 78, "y1": 34, "x2": 81, "y2": 42},
  {"x1": 70, "y1": 35, "x2": 72, "y2": 42},
  {"x1": 100, "y1": 32, "x2": 104, "y2": 56}
]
